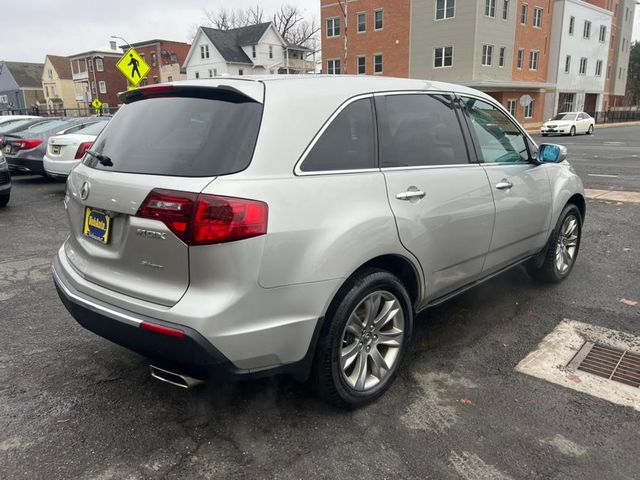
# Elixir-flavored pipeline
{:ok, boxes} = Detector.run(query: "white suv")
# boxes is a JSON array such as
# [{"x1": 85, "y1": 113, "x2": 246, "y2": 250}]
[{"x1": 53, "y1": 76, "x2": 585, "y2": 406}]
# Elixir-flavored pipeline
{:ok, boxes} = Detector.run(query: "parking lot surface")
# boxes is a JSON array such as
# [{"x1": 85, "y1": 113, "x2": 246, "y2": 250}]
[{"x1": 1, "y1": 126, "x2": 639, "y2": 479}]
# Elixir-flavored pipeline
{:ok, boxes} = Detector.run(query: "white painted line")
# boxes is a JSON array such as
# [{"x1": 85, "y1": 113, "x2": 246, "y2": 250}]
[
  {"x1": 515, "y1": 319, "x2": 640, "y2": 412},
  {"x1": 588, "y1": 173, "x2": 619, "y2": 178}
]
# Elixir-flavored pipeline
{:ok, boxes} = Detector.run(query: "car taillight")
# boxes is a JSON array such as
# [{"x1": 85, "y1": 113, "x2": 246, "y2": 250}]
[
  {"x1": 137, "y1": 188, "x2": 268, "y2": 246},
  {"x1": 13, "y1": 139, "x2": 42, "y2": 151},
  {"x1": 75, "y1": 141, "x2": 93, "y2": 159}
]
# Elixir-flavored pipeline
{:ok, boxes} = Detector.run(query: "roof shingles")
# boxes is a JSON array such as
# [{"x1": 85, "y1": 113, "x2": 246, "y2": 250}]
[
  {"x1": 3, "y1": 61, "x2": 44, "y2": 89},
  {"x1": 201, "y1": 23, "x2": 273, "y2": 64}
]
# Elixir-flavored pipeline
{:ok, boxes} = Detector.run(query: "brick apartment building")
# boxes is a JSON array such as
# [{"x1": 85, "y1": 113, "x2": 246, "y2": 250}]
[
  {"x1": 320, "y1": 0, "x2": 636, "y2": 126},
  {"x1": 119, "y1": 39, "x2": 191, "y2": 85},
  {"x1": 68, "y1": 49, "x2": 128, "y2": 110}
]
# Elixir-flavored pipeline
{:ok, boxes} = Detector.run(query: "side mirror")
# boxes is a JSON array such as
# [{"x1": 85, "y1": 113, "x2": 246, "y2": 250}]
[{"x1": 538, "y1": 143, "x2": 567, "y2": 163}]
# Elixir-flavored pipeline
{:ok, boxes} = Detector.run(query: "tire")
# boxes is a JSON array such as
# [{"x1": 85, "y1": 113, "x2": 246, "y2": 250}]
[
  {"x1": 0, "y1": 194, "x2": 9, "y2": 208},
  {"x1": 312, "y1": 268, "x2": 413, "y2": 407},
  {"x1": 587, "y1": 124, "x2": 594, "y2": 135},
  {"x1": 541, "y1": 133, "x2": 548, "y2": 137},
  {"x1": 569, "y1": 126, "x2": 576, "y2": 136},
  {"x1": 527, "y1": 204, "x2": 582, "y2": 283}
]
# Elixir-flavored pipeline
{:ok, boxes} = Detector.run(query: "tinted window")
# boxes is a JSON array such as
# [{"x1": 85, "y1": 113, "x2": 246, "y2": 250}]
[
  {"x1": 79, "y1": 120, "x2": 109, "y2": 136},
  {"x1": 85, "y1": 92, "x2": 263, "y2": 177},
  {"x1": 378, "y1": 94, "x2": 469, "y2": 168},
  {"x1": 463, "y1": 97, "x2": 529, "y2": 163},
  {"x1": 300, "y1": 98, "x2": 375, "y2": 172},
  {"x1": 27, "y1": 119, "x2": 68, "y2": 133}
]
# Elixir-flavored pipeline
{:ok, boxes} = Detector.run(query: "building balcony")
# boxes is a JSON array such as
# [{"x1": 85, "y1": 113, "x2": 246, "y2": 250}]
[
  {"x1": 283, "y1": 58, "x2": 315, "y2": 72},
  {"x1": 72, "y1": 71, "x2": 89, "y2": 81}
]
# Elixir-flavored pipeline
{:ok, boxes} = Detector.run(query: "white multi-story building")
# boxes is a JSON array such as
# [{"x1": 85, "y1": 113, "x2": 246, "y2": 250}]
[
  {"x1": 546, "y1": 0, "x2": 613, "y2": 117},
  {"x1": 183, "y1": 22, "x2": 315, "y2": 79}
]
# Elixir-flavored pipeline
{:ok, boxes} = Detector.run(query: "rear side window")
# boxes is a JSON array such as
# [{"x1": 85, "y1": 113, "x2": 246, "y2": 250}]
[
  {"x1": 300, "y1": 98, "x2": 375, "y2": 172},
  {"x1": 85, "y1": 91, "x2": 263, "y2": 177},
  {"x1": 378, "y1": 94, "x2": 469, "y2": 168}
]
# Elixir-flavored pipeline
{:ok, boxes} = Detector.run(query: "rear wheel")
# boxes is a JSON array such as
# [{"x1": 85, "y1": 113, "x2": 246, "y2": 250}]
[
  {"x1": 587, "y1": 124, "x2": 594, "y2": 135},
  {"x1": 527, "y1": 204, "x2": 582, "y2": 283},
  {"x1": 312, "y1": 269, "x2": 413, "y2": 407},
  {"x1": 0, "y1": 194, "x2": 9, "y2": 208},
  {"x1": 569, "y1": 126, "x2": 576, "y2": 136}
]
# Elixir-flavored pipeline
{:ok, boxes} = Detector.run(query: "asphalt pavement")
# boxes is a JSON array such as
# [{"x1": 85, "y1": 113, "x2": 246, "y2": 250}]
[{"x1": 1, "y1": 127, "x2": 639, "y2": 479}]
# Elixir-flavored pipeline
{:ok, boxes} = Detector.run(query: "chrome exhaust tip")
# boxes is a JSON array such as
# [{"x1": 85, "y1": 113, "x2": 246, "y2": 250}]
[{"x1": 150, "y1": 365, "x2": 205, "y2": 389}]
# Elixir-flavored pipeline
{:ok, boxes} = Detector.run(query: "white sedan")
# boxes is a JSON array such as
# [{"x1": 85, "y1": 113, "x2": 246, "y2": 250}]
[
  {"x1": 541, "y1": 112, "x2": 595, "y2": 136},
  {"x1": 43, "y1": 119, "x2": 109, "y2": 179}
]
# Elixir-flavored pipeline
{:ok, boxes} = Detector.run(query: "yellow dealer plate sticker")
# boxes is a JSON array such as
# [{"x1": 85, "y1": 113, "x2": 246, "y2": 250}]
[{"x1": 83, "y1": 207, "x2": 112, "y2": 244}]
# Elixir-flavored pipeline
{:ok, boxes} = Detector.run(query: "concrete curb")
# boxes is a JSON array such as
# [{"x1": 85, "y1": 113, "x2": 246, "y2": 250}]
[{"x1": 585, "y1": 188, "x2": 640, "y2": 204}]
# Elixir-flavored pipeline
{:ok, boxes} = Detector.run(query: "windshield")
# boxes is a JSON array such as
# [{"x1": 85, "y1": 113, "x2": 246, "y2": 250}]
[
  {"x1": 27, "y1": 119, "x2": 68, "y2": 133},
  {"x1": 0, "y1": 119, "x2": 37, "y2": 133},
  {"x1": 551, "y1": 113, "x2": 577, "y2": 121},
  {"x1": 85, "y1": 92, "x2": 263, "y2": 177}
]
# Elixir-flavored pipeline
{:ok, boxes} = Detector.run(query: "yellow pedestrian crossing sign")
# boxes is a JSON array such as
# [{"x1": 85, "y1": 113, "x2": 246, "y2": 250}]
[
  {"x1": 116, "y1": 47, "x2": 150, "y2": 86},
  {"x1": 91, "y1": 98, "x2": 103, "y2": 111}
]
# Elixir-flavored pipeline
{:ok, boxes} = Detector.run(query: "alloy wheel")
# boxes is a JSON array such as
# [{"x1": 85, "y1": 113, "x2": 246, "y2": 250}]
[
  {"x1": 555, "y1": 214, "x2": 579, "y2": 274},
  {"x1": 339, "y1": 290, "x2": 405, "y2": 391}
]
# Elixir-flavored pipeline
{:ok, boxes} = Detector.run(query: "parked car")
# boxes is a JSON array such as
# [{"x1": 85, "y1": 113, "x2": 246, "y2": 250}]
[
  {"x1": 43, "y1": 119, "x2": 110, "y2": 180},
  {"x1": 541, "y1": 112, "x2": 595, "y2": 136},
  {"x1": 0, "y1": 149, "x2": 10, "y2": 207},
  {"x1": 0, "y1": 115, "x2": 41, "y2": 128},
  {"x1": 4, "y1": 118, "x2": 101, "y2": 176},
  {"x1": 52, "y1": 77, "x2": 585, "y2": 407},
  {"x1": 0, "y1": 118, "x2": 50, "y2": 147}
]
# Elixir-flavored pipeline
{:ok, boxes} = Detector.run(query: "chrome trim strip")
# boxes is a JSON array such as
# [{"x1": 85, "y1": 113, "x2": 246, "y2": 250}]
[
  {"x1": 52, "y1": 260, "x2": 143, "y2": 328},
  {"x1": 381, "y1": 163, "x2": 481, "y2": 172}
]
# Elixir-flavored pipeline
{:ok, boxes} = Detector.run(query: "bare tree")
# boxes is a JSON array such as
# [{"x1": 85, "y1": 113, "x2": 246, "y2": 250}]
[{"x1": 199, "y1": 4, "x2": 319, "y2": 50}]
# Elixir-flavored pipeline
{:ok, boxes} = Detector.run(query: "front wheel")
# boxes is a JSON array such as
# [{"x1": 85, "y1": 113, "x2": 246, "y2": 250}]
[
  {"x1": 312, "y1": 269, "x2": 413, "y2": 407},
  {"x1": 527, "y1": 204, "x2": 582, "y2": 283},
  {"x1": 587, "y1": 124, "x2": 594, "y2": 135},
  {"x1": 569, "y1": 126, "x2": 576, "y2": 136}
]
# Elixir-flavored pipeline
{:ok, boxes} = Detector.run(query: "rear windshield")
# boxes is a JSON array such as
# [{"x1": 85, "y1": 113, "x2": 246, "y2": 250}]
[
  {"x1": 85, "y1": 92, "x2": 263, "y2": 177},
  {"x1": 0, "y1": 119, "x2": 38, "y2": 133},
  {"x1": 78, "y1": 120, "x2": 109, "y2": 136},
  {"x1": 27, "y1": 119, "x2": 68, "y2": 133}
]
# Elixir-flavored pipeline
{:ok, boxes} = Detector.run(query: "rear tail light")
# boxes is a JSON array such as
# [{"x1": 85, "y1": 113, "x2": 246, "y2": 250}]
[
  {"x1": 74, "y1": 141, "x2": 94, "y2": 159},
  {"x1": 12, "y1": 139, "x2": 42, "y2": 151},
  {"x1": 137, "y1": 188, "x2": 268, "y2": 246}
]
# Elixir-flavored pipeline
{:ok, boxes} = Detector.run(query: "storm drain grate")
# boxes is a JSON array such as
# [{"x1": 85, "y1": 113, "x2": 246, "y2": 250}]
[{"x1": 568, "y1": 342, "x2": 640, "y2": 388}]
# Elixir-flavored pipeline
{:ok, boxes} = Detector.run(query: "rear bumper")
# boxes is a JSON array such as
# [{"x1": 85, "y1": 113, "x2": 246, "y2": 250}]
[
  {"x1": 7, "y1": 156, "x2": 45, "y2": 174},
  {"x1": 43, "y1": 154, "x2": 77, "y2": 177}
]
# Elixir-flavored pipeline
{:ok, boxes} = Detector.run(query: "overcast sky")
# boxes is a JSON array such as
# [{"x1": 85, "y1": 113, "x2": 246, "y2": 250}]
[{"x1": 1, "y1": 0, "x2": 638, "y2": 63}]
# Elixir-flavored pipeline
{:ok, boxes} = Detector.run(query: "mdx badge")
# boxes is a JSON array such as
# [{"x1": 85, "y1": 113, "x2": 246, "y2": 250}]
[{"x1": 136, "y1": 229, "x2": 167, "y2": 240}]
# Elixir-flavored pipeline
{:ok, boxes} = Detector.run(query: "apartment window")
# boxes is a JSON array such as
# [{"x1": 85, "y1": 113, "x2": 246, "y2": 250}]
[
  {"x1": 91, "y1": 81, "x2": 96, "y2": 94},
  {"x1": 170, "y1": 53, "x2": 178, "y2": 64},
  {"x1": 436, "y1": 0, "x2": 455, "y2": 20},
  {"x1": 533, "y1": 7, "x2": 542, "y2": 27},
  {"x1": 269, "y1": 46, "x2": 273, "y2": 59},
  {"x1": 97, "y1": 81, "x2": 106, "y2": 94},
  {"x1": 47, "y1": 69, "x2": 53, "y2": 79},
  {"x1": 252, "y1": 45, "x2": 256, "y2": 58},
  {"x1": 529, "y1": 50, "x2": 539, "y2": 70},
  {"x1": 520, "y1": 4, "x2": 528, "y2": 24},
  {"x1": 357, "y1": 12, "x2": 366, "y2": 32},
  {"x1": 153, "y1": 76, "x2": 159, "y2": 84},
  {"x1": 568, "y1": 16, "x2": 575, "y2": 35},
  {"x1": 374, "y1": 54, "x2": 383, "y2": 74},
  {"x1": 95, "y1": 58, "x2": 103, "y2": 72},
  {"x1": 151, "y1": 53, "x2": 157, "y2": 67},
  {"x1": 327, "y1": 17, "x2": 340, "y2": 37},
  {"x1": 485, "y1": 0, "x2": 496, "y2": 17},
  {"x1": 213, "y1": 68, "x2": 218, "y2": 76},
  {"x1": 357, "y1": 56, "x2": 366, "y2": 74},
  {"x1": 195, "y1": 71, "x2": 199, "y2": 79},
  {"x1": 583, "y1": 21, "x2": 591, "y2": 39},
  {"x1": 374, "y1": 9, "x2": 383, "y2": 30},
  {"x1": 565, "y1": 55, "x2": 571, "y2": 73},
  {"x1": 200, "y1": 45, "x2": 209, "y2": 59},
  {"x1": 434, "y1": 46, "x2": 453, "y2": 67},
  {"x1": 327, "y1": 59, "x2": 341, "y2": 74},
  {"x1": 482, "y1": 44, "x2": 494, "y2": 66},
  {"x1": 524, "y1": 100, "x2": 534, "y2": 119},
  {"x1": 208, "y1": 69, "x2": 213, "y2": 77},
  {"x1": 595, "y1": 60, "x2": 603, "y2": 76},
  {"x1": 238, "y1": 69, "x2": 244, "y2": 76},
  {"x1": 599, "y1": 25, "x2": 607, "y2": 42},
  {"x1": 579, "y1": 57, "x2": 587, "y2": 75},
  {"x1": 88, "y1": 59, "x2": 93, "y2": 72},
  {"x1": 502, "y1": 0, "x2": 509, "y2": 20},
  {"x1": 517, "y1": 48, "x2": 524, "y2": 69},
  {"x1": 507, "y1": 99, "x2": 516, "y2": 116},
  {"x1": 499, "y1": 46, "x2": 506, "y2": 67},
  {"x1": 168, "y1": 75, "x2": 173, "y2": 82}
]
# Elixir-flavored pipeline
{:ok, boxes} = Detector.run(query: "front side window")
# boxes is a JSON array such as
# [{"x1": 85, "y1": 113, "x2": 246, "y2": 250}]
[
  {"x1": 374, "y1": 10, "x2": 384, "y2": 30},
  {"x1": 434, "y1": 46, "x2": 453, "y2": 67},
  {"x1": 378, "y1": 94, "x2": 469, "y2": 168},
  {"x1": 300, "y1": 98, "x2": 375, "y2": 172},
  {"x1": 436, "y1": 0, "x2": 455, "y2": 20},
  {"x1": 357, "y1": 12, "x2": 366, "y2": 32},
  {"x1": 482, "y1": 45, "x2": 493, "y2": 66},
  {"x1": 533, "y1": 7, "x2": 542, "y2": 27},
  {"x1": 485, "y1": 0, "x2": 496, "y2": 17},
  {"x1": 327, "y1": 18, "x2": 340, "y2": 37},
  {"x1": 463, "y1": 97, "x2": 530, "y2": 163}
]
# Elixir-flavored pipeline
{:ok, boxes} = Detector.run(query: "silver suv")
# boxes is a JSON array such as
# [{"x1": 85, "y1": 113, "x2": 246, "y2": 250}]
[{"x1": 53, "y1": 77, "x2": 585, "y2": 407}]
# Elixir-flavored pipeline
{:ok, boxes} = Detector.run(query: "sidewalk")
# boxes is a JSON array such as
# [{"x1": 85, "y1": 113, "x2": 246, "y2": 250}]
[
  {"x1": 585, "y1": 188, "x2": 640, "y2": 204},
  {"x1": 527, "y1": 120, "x2": 640, "y2": 135}
]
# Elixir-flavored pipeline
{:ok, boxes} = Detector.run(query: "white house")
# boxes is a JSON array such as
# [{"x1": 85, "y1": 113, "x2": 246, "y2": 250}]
[
  {"x1": 183, "y1": 22, "x2": 315, "y2": 79},
  {"x1": 546, "y1": 0, "x2": 613, "y2": 117}
]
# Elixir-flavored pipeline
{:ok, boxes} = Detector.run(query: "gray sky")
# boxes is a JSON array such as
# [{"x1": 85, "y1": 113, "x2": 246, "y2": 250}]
[
  {"x1": 1, "y1": 1, "x2": 638, "y2": 63},
  {"x1": 0, "y1": 0, "x2": 319, "y2": 63}
]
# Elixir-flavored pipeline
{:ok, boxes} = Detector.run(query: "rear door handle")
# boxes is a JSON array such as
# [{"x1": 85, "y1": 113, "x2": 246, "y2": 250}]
[
  {"x1": 495, "y1": 179, "x2": 513, "y2": 190},
  {"x1": 396, "y1": 190, "x2": 426, "y2": 201}
]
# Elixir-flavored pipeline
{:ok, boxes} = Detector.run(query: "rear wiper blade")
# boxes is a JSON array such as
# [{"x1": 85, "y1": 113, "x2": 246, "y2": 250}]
[{"x1": 86, "y1": 149, "x2": 113, "y2": 167}]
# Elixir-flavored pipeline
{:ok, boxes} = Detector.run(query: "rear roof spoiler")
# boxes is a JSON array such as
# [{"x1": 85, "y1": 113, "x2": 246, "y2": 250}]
[{"x1": 118, "y1": 81, "x2": 264, "y2": 104}]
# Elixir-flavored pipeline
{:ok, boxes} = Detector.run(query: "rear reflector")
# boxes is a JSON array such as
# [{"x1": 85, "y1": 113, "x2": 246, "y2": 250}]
[
  {"x1": 137, "y1": 188, "x2": 268, "y2": 246},
  {"x1": 75, "y1": 141, "x2": 93, "y2": 159},
  {"x1": 140, "y1": 321, "x2": 185, "y2": 339}
]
